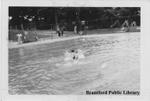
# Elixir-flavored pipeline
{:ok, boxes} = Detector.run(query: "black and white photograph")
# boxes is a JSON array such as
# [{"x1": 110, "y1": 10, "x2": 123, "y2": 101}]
[{"x1": 8, "y1": 6, "x2": 141, "y2": 95}]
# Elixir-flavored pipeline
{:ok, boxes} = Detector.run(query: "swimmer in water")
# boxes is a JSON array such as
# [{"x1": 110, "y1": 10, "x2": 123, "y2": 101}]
[{"x1": 64, "y1": 49, "x2": 85, "y2": 62}]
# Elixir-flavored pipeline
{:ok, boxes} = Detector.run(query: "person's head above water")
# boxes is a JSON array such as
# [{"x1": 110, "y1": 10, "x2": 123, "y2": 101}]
[
  {"x1": 70, "y1": 49, "x2": 83, "y2": 53},
  {"x1": 71, "y1": 49, "x2": 75, "y2": 52},
  {"x1": 70, "y1": 49, "x2": 78, "y2": 53}
]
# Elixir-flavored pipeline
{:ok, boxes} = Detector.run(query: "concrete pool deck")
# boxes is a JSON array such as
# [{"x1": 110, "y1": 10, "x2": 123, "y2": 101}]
[{"x1": 9, "y1": 31, "x2": 139, "y2": 49}]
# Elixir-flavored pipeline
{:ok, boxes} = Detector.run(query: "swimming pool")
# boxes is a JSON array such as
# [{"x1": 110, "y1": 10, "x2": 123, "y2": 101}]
[{"x1": 9, "y1": 32, "x2": 140, "y2": 94}]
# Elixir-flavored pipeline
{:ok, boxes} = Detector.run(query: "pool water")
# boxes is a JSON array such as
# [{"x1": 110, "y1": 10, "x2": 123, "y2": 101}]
[{"x1": 9, "y1": 32, "x2": 140, "y2": 94}]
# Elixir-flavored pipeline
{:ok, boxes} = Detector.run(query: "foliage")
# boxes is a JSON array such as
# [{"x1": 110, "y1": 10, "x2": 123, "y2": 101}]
[{"x1": 9, "y1": 7, "x2": 140, "y2": 30}]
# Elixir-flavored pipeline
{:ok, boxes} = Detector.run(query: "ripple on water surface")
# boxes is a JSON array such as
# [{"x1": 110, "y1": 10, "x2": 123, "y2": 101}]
[{"x1": 9, "y1": 33, "x2": 140, "y2": 94}]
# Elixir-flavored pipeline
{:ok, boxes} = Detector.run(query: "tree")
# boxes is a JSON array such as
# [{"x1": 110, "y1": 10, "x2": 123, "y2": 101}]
[{"x1": 9, "y1": 7, "x2": 140, "y2": 30}]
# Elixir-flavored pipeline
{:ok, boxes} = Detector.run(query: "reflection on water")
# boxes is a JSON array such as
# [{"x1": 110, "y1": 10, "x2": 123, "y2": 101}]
[{"x1": 9, "y1": 33, "x2": 140, "y2": 94}]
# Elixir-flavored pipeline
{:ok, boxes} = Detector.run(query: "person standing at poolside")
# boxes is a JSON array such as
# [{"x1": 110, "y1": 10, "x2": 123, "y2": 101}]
[
  {"x1": 80, "y1": 20, "x2": 86, "y2": 35},
  {"x1": 60, "y1": 23, "x2": 64, "y2": 36},
  {"x1": 122, "y1": 19, "x2": 129, "y2": 32},
  {"x1": 131, "y1": 21, "x2": 137, "y2": 27},
  {"x1": 74, "y1": 25, "x2": 77, "y2": 34},
  {"x1": 16, "y1": 33, "x2": 23, "y2": 44},
  {"x1": 56, "y1": 25, "x2": 61, "y2": 37}
]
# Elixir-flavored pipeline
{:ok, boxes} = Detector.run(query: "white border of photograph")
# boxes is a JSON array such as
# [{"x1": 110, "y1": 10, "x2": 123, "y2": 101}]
[{"x1": 1, "y1": 0, "x2": 150, "y2": 101}]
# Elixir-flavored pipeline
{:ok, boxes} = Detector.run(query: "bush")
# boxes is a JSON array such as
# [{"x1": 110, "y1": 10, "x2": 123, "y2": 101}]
[{"x1": 23, "y1": 31, "x2": 38, "y2": 43}]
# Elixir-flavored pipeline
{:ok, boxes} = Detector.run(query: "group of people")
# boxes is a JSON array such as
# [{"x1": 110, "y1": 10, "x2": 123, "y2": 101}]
[
  {"x1": 56, "y1": 24, "x2": 64, "y2": 37},
  {"x1": 110, "y1": 19, "x2": 137, "y2": 32},
  {"x1": 56, "y1": 20, "x2": 87, "y2": 37},
  {"x1": 16, "y1": 20, "x2": 137, "y2": 44},
  {"x1": 121, "y1": 20, "x2": 137, "y2": 32}
]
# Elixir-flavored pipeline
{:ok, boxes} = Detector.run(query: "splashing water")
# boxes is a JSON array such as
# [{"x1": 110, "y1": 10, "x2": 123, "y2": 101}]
[
  {"x1": 58, "y1": 49, "x2": 86, "y2": 67},
  {"x1": 101, "y1": 62, "x2": 107, "y2": 69},
  {"x1": 64, "y1": 49, "x2": 85, "y2": 62}
]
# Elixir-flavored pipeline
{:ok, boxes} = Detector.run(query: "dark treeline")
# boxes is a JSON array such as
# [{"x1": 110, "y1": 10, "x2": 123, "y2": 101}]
[{"x1": 9, "y1": 7, "x2": 140, "y2": 30}]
